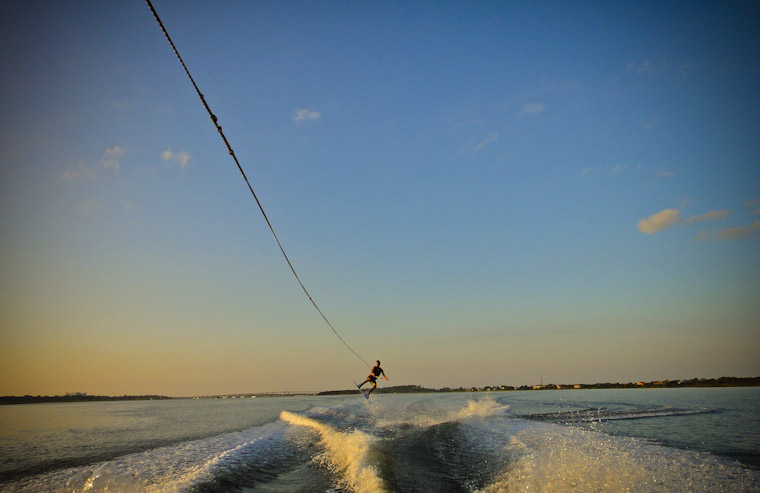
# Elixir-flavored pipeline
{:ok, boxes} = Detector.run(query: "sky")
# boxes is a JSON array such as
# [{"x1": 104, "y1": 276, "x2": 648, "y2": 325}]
[{"x1": 1, "y1": 1, "x2": 759, "y2": 397}]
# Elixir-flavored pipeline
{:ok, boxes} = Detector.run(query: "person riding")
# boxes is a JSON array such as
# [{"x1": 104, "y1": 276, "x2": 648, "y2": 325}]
[{"x1": 358, "y1": 360, "x2": 389, "y2": 395}]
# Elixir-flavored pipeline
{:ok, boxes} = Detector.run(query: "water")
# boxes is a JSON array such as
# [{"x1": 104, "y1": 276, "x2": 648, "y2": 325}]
[{"x1": 1, "y1": 388, "x2": 758, "y2": 492}]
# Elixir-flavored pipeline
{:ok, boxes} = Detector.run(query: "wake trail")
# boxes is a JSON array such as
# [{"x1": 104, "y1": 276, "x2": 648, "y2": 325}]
[{"x1": 280, "y1": 411, "x2": 385, "y2": 492}]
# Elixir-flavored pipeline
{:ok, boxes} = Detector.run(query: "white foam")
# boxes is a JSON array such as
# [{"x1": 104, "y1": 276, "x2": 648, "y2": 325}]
[
  {"x1": 451, "y1": 398, "x2": 508, "y2": 421},
  {"x1": 480, "y1": 421, "x2": 760, "y2": 492},
  {"x1": 375, "y1": 396, "x2": 509, "y2": 429},
  {"x1": 280, "y1": 411, "x2": 385, "y2": 493},
  {"x1": 4, "y1": 425, "x2": 281, "y2": 493}
]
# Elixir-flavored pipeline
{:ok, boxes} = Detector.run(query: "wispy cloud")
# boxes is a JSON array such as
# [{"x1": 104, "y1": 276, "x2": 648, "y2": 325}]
[
  {"x1": 718, "y1": 221, "x2": 760, "y2": 239},
  {"x1": 656, "y1": 169, "x2": 676, "y2": 178},
  {"x1": 695, "y1": 221, "x2": 760, "y2": 241},
  {"x1": 519, "y1": 103, "x2": 545, "y2": 116},
  {"x1": 62, "y1": 162, "x2": 97, "y2": 181},
  {"x1": 63, "y1": 148, "x2": 124, "y2": 181},
  {"x1": 686, "y1": 210, "x2": 731, "y2": 224},
  {"x1": 717, "y1": 221, "x2": 760, "y2": 239},
  {"x1": 628, "y1": 59, "x2": 655, "y2": 76},
  {"x1": 611, "y1": 164, "x2": 628, "y2": 174},
  {"x1": 641, "y1": 207, "x2": 757, "y2": 240},
  {"x1": 581, "y1": 163, "x2": 677, "y2": 181},
  {"x1": 678, "y1": 60, "x2": 694, "y2": 78},
  {"x1": 101, "y1": 146, "x2": 124, "y2": 172},
  {"x1": 294, "y1": 108, "x2": 321, "y2": 122},
  {"x1": 162, "y1": 149, "x2": 190, "y2": 168},
  {"x1": 474, "y1": 133, "x2": 499, "y2": 152},
  {"x1": 581, "y1": 163, "x2": 643, "y2": 177},
  {"x1": 742, "y1": 198, "x2": 760, "y2": 216},
  {"x1": 455, "y1": 132, "x2": 501, "y2": 158},
  {"x1": 76, "y1": 199, "x2": 100, "y2": 214},
  {"x1": 638, "y1": 208, "x2": 682, "y2": 234},
  {"x1": 580, "y1": 166, "x2": 599, "y2": 176}
]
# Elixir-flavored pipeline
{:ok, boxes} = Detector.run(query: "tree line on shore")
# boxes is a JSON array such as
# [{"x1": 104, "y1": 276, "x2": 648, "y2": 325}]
[
  {"x1": 3, "y1": 376, "x2": 758, "y2": 404},
  {"x1": 0, "y1": 394, "x2": 171, "y2": 405},
  {"x1": 321, "y1": 376, "x2": 760, "y2": 395}
]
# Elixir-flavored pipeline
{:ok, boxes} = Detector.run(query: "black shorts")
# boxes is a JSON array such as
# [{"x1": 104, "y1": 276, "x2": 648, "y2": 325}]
[{"x1": 368, "y1": 375, "x2": 377, "y2": 383}]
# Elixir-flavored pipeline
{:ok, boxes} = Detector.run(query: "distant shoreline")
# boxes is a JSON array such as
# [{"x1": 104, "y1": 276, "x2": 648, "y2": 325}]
[
  {"x1": 319, "y1": 376, "x2": 760, "y2": 396},
  {"x1": 0, "y1": 394, "x2": 173, "y2": 406},
  {"x1": 3, "y1": 376, "x2": 758, "y2": 405}
]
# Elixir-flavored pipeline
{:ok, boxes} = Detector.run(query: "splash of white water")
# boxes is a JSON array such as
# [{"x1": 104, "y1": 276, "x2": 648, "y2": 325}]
[{"x1": 280, "y1": 411, "x2": 385, "y2": 493}]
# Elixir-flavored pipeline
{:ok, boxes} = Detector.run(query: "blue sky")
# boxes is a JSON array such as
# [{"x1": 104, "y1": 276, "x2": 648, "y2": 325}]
[{"x1": 1, "y1": 1, "x2": 758, "y2": 396}]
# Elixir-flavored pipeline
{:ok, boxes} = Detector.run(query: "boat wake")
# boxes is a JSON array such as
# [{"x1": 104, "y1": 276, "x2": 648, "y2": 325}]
[
  {"x1": 4, "y1": 394, "x2": 758, "y2": 492},
  {"x1": 520, "y1": 406, "x2": 712, "y2": 424},
  {"x1": 280, "y1": 410, "x2": 384, "y2": 492}
]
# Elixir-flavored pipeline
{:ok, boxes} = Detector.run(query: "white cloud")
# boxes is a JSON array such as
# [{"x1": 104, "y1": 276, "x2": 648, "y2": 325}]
[
  {"x1": 519, "y1": 103, "x2": 545, "y2": 116},
  {"x1": 686, "y1": 210, "x2": 731, "y2": 224},
  {"x1": 717, "y1": 221, "x2": 760, "y2": 239},
  {"x1": 294, "y1": 109, "x2": 321, "y2": 122},
  {"x1": 162, "y1": 149, "x2": 190, "y2": 168},
  {"x1": 753, "y1": 209, "x2": 760, "y2": 216},
  {"x1": 101, "y1": 146, "x2": 124, "y2": 172},
  {"x1": 638, "y1": 208, "x2": 682, "y2": 234}
]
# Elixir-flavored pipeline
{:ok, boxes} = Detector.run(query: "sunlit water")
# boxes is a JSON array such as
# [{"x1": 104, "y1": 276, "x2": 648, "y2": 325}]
[{"x1": 1, "y1": 388, "x2": 758, "y2": 492}]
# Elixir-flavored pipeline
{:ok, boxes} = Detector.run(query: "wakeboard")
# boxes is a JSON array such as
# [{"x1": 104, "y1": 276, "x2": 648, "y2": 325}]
[{"x1": 353, "y1": 380, "x2": 370, "y2": 400}]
